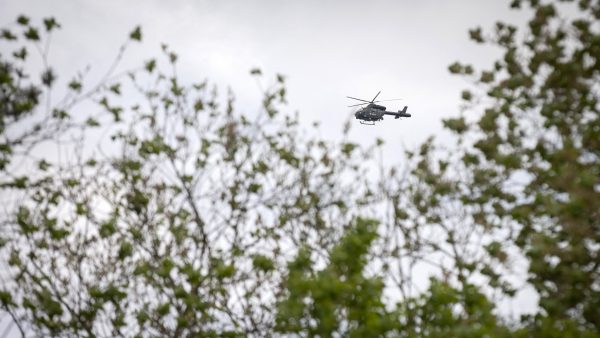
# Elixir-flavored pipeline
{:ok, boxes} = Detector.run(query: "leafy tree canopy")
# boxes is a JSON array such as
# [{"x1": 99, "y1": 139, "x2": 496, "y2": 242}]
[{"x1": 1, "y1": 0, "x2": 599, "y2": 336}]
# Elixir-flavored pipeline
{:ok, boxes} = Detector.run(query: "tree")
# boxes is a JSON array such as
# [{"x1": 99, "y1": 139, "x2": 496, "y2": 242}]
[
  {"x1": 0, "y1": 16, "x2": 394, "y2": 337},
  {"x1": 1, "y1": 0, "x2": 599, "y2": 336},
  {"x1": 416, "y1": 0, "x2": 600, "y2": 335},
  {"x1": 275, "y1": 218, "x2": 399, "y2": 337}
]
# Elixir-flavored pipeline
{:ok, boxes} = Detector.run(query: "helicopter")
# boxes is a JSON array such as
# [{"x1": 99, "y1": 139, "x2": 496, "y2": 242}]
[{"x1": 347, "y1": 91, "x2": 411, "y2": 125}]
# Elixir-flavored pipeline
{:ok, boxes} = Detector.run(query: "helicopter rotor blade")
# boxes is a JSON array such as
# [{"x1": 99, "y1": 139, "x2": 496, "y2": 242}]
[
  {"x1": 371, "y1": 91, "x2": 381, "y2": 102},
  {"x1": 373, "y1": 98, "x2": 402, "y2": 103},
  {"x1": 348, "y1": 102, "x2": 369, "y2": 107},
  {"x1": 346, "y1": 96, "x2": 372, "y2": 103}
]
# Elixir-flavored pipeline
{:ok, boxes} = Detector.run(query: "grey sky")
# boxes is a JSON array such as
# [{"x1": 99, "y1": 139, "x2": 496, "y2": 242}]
[{"x1": 1, "y1": 0, "x2": 530, "y2": 150}]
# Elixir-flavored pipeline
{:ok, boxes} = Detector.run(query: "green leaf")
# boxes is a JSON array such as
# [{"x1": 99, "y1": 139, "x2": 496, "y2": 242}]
[
  {"x1": 442, "y1": 116, "x2": 468, "y2": 134},
  {"x1": 118, "y1": 242, "x2": 133, "y2": 260},
  {"x1": 0, "y1": 290, "x2": 14, "y2": 306},
  {"x1": 1, "y1": 29, "x2": 17, "y2": 40},
  {"x1": 13, "y1": 176, "x2": 28, "y2": 189},
  {"x1": 16, "y1": 15, "x2": 29, "y2": 26},
  {"x1": 12, "y1": 48, "x2": 27, "y2": 62},
  {"x1": 36, "y1": 289, "x2": 63, "y2": 317},
  {"x1": 216, "y1": 262, "x2": 236, "y2": 279},
  {"x1": 461, "y1": 90, "x2": 473, "y2": 101},
  {"x1": 480, "y1": 71, "x2": 495, "y2": 83},
  {"x1": 99, "y1": 219, "x2": 117, "y2": 238},
  {"x1": 448, "y1": 62, "x2": 463, "y2": 74},
  {"x1": 194, "y1": 98, "x2": 204, "y2": 112},
  {"x1": 41, "y1": 68, "x2": 56, "y2": 87},
  {"x1": 24, "y1": 27, "x2": 39, "y2": 41},
  {"x1": 157, "y1": 303, "x2": 170, "y2": 316},
  {"x1": 68, "y1": 79, "x2": 82, "y2": 92},
  {"x1": 341, "y1": 142, "x2": 358, "y2": 156},
  {"x1": 469, "y1": 27, "x2": 484, "y2": 43},
  {"x1": 248, "y1": 183, "x2": 261, "y2": 193},
  {"x1": 145, "y1": 59, "x2": 156, "y2": 73},
  {"x1": 129, "y1": 25, "x2": 142, "y2": 41},
  {"x1": 52, "y1": 109, "x2": 69, "y2": 119},
  {"x1": 158, "y1": 258, "x2": 175, "y2": 278},
  {"x1": 252, "y1": 254, "x2": 275, "y2": 272},
  {"x1": 37, "y1": 159, "x2": 51, "y2": 171},
  {"x1": 136, "y1": 310, "x2": 149, "y2": 325},
  {"x1": 85, "y1": 117, "x2": 100, "y2": 127},
  {"x1": 8, "y1": 251, "x2": 21, "y2": 267},
  {"x1": 43, "y1": 17, "x2": 60, "y2": 32},
  {"x1": 109, "y1": 83, "x2": 121, "y2": 95}
]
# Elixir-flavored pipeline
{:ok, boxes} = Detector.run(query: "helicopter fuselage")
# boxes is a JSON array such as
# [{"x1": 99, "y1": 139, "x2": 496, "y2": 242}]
[{"x1": 355, "y1": 104, "x2": 387, "y2": 122}]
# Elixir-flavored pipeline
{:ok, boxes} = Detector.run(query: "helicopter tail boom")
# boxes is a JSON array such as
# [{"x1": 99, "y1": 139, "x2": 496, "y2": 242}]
[{"x1": 384, "y1": 106, "x2": 411, "y2": 119}]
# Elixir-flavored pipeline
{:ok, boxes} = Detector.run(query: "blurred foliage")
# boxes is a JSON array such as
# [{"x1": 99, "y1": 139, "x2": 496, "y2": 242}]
[
  {"x1": 275, "y1": 218, "x2": 399, "y2": 337},
  {"x1": 1, "y1": 0, "x2": 599, "y2": 336},
  {"x1": 435, "y1": 0, "x2": 600, "y2": 335}
]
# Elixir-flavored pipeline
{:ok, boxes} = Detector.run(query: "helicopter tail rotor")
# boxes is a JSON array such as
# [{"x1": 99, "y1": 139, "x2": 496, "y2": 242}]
[{"x1": 395, "y1": 106, "x2": 411, "y2": 119}]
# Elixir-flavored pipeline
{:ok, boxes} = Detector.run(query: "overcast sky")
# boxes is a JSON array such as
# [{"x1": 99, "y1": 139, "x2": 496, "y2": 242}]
[
  {"x1": 0, "y1": 1, "x2": 538, "y2": 333},
  {"x1": 1, "y1": 0, "x2": 532, "y2": 152}
]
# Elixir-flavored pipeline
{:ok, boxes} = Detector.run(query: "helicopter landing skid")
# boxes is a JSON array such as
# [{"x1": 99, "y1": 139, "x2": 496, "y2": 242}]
[{"x1": 359, "y1": 120, "x2": 376, "y2": 126}]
